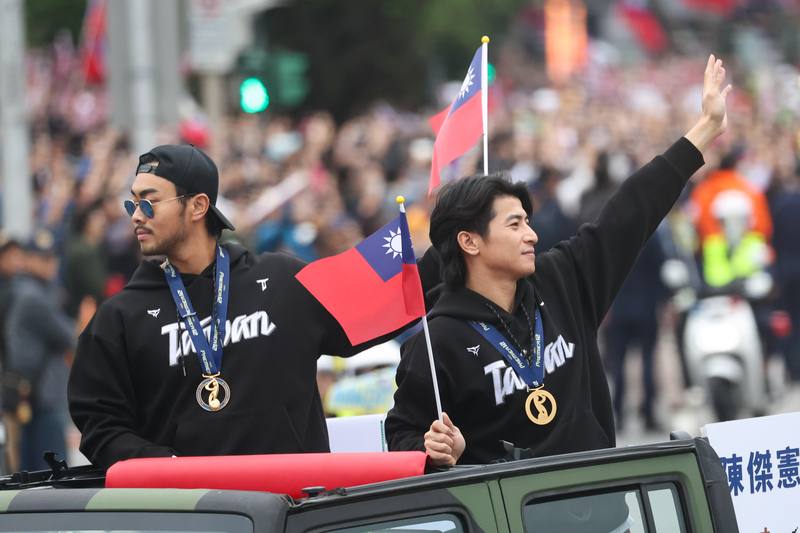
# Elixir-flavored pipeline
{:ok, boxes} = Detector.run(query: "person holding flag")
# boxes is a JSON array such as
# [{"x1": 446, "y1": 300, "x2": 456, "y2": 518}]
[
  {"x1": 69, "y1": 145, "x2": 438, "y2": 470},
  {"x1": 386, "y1": 54, "x2": 733, "y2": 465}
]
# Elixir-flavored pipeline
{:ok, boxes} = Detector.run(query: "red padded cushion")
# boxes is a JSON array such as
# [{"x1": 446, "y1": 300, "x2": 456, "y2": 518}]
[{"x1": 106, "y1": 452, "x2": 427, "y2": 499}]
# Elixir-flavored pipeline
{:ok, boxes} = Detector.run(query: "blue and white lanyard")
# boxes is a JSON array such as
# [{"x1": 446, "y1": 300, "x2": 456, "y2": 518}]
[
  {"x1": 163, "y1": 245, "x2": 230, "y2": 375},
  {"x1": 469, "y1": 306, "x2": 544, "y2": 388}
]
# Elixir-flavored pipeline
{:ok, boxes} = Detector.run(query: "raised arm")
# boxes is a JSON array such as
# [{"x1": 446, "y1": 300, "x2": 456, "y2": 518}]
[{"x1": 541, "y1": 54, "x2": 731, "y2": 327}]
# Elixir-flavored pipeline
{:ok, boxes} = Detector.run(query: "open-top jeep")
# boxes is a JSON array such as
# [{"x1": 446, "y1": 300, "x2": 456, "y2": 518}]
[{"x1": 0, "y1": 434, "x2": 737, "y2": 532}]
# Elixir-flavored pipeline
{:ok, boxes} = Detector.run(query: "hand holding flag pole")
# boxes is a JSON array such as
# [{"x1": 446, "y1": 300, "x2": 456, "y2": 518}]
[
  {"x1": 297, "y1": 194, "x2": 442, "y2": 422},
  {"x1": 396, "y1": 196, "x2": 443, "y2": 422}
]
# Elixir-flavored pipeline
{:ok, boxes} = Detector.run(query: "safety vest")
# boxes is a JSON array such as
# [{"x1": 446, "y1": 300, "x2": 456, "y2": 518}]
[{"x1": 702, "y1": 232, "x2": 768, "y2": 287}]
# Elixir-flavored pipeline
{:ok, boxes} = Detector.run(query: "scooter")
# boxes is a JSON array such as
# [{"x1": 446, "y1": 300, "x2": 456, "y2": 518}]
[{"x1": 662, "y1": 191, "x2": 772, "y2": 421}]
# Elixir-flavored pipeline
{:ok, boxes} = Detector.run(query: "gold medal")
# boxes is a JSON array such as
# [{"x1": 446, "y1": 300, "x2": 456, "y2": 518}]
[
  {"x1": 196, "y1": 373, "x2": 231, "y2": 412},
  {"x1": 525, "y1": 387, "x2": 557, "y2": 425},
  {"x1": 16, "y1": 401, "x2": 32, "y2": 425},
  {"x1": 16, "y1": 379, "x2": 32, "y2": 424}
]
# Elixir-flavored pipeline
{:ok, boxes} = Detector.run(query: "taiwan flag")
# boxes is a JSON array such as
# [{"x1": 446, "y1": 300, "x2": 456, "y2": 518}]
[
  {"x1": 80, "y1": 0, "x2": 107, "y2": 85},
  {"x1": 429, "y1": 45, "x2": 485, "y2": 194},
  {"x1": 296, "y1": 212, "x2": 425, "y2": 345},
  {"x1": 617, "y1": 1, "x2": 667, "y2": 54}
]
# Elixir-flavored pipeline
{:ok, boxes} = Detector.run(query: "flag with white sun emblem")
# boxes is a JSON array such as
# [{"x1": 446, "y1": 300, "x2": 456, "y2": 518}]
[
  {"x1": 295, "y1": 212, "x2": 425, "y2": 345},
  {"x1": 428, "y1": 45, "x2": 485, "y2": 194}
]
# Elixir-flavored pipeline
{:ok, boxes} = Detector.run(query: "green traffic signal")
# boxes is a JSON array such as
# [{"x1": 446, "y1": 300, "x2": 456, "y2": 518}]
[
  {"x1": 487, "y1": 63, "x2": 496, "y2": 85},
  {"x1": 240, "y1": 77, "x2": 269, "y2": 113}
]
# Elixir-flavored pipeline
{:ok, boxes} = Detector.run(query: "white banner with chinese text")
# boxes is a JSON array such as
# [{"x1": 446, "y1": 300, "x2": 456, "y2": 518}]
[{"x1": 704, "y1": 412, "x2": 800, "y2": 533}]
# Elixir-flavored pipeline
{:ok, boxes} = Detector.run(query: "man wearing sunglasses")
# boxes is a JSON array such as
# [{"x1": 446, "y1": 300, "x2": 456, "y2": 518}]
[{"x1": 68, "y1": 144, "x2": 439, "y2": 470}]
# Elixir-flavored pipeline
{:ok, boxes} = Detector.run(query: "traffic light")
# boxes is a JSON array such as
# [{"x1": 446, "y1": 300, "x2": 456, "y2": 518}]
[
  {"x1": 237, "y1": 48, "x2": 309, "y2": 111},
  {"x1": 272, "y1": 51, "x2": 309, "y2": 108},
  {"x1": 240, "y1": 77, "x2": 270, "y2": 113},
  {"x1": 487, "y1": 63, "x2": 496, "y2": 85}
]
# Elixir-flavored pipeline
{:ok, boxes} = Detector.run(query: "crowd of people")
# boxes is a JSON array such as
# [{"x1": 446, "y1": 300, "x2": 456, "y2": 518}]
[{"x1": 1, "y1": 32, "x2": 799, "y2": 471}]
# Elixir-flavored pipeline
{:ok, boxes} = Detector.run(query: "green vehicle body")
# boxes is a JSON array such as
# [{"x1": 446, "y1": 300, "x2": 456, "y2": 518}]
[{"x1": 0, "y1": 436, "x2": 738, "y2": 532}]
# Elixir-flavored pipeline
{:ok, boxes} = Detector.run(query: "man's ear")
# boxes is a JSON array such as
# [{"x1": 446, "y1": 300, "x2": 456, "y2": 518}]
[
  {"x1": 457, "y1": 230, "x2": 481, "y2": 256},
  {"x1": 189, "y1": 194, "x2": 211, "y2": 222}
]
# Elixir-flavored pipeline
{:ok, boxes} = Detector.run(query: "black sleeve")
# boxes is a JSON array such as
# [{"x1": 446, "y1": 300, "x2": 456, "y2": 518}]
[
  {"x1": 553, "y1": 137, "x2": 703, "y2": 327},
  {"x1": 385, "y1": 334, "x2": 445, "y2": 452},
  {"x1": 68, "y1": 308, "x2": 174, "y2": 470}
]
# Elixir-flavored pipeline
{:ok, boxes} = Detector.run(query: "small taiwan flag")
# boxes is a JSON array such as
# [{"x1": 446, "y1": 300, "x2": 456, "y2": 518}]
[
  {"x1": 296, "y1": 212, "x2": 425, "y2": 345},
  {"x1": 429, "y1": 45, "x2": 485, "y2": 194}
]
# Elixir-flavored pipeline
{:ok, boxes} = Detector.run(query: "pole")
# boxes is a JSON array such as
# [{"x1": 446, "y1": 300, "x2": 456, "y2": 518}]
[
  {"x1": 126, "y1": 0, "x2": 157, "y2": 155},
  {"x1": 0, "y1": 0, "x2": 32, "y2": 239},
  {"x1": 481, "y1": 35, "x2": 489, "y2": 176},
  {"x1": 396, "y1": 195, "x2": 443, "y2": 421},
  {"x1": 421, "y1": 316, "x2": 444, "y2": 421},
  {"x1": 201, "y1": 73, "x2": 226, "y2": 156}
]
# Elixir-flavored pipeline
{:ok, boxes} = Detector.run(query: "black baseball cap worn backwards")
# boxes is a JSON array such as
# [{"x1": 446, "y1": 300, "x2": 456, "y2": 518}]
[{"x1": 136, "y1": 144, "x2": 235, "y2": 231}]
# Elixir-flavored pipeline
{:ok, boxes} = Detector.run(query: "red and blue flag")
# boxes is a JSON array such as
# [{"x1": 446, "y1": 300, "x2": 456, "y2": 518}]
[
  {"x1": 80, "y1": 0, "x2": 107, "y2": 85},
  {"x1": 296, "y1": 212, "x2": 425, "y2": 345},
  {"x1": 429, "y1": 46, "x2": 485, "y2": 194}
]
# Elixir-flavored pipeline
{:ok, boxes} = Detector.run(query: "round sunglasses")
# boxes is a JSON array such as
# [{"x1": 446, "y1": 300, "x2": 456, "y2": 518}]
[{"x1": 124, "y1": 195, "x2": 191, "y2": 218}]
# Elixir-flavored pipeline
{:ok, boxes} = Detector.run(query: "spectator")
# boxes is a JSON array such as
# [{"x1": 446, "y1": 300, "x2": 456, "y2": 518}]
[
  {"x1": 5, "y1": 230, "x2": 74, "y2": 471},
  {"x1": 0, "y1": 236, "x2": 25, "y2": 472},
  {"x1": 603, "y1": 235, "x2": 668, "y2": 431},
  {"x1": 577, "y1": 151, "x2": 617, "y2": 225},
  {"x1": 63, "y1": 201, "x2": 107, "y2": 318},
  {"x1": 528, "y1": 166, "x2": 577, "y2": 253},
  {"x1": 770, "y1": 164, "x2": 800, "y2": 382}
]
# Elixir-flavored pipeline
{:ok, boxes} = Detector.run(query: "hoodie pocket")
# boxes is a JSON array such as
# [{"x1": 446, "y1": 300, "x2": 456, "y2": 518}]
[{"x1": 173, "y1": 405, "x2": 304, "y2": 456}]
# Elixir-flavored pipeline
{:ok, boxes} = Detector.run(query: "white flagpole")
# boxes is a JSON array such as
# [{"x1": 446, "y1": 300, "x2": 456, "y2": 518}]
[
  {"x1": 481, "y1": 35, "x2": 489, "y2": 176},
  {"x1": 422, "y1": 316, "x2": 443, "y2": 421},
  {"x1": 396, "y1": 195, "x2": 443, "y2": 422}
]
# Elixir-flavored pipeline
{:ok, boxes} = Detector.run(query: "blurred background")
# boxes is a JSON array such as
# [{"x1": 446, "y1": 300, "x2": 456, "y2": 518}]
[{"x1": 1, "y1": 0, "x2": 799, "y2": 471}]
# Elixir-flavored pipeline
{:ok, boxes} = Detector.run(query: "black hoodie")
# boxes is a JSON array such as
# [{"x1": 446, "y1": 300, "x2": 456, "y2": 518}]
[
  {"x1": 386, "y1": 138, "x2": 704, "y2": 464},
  {"x1": 69, "y1": 243, "x2": 439, "y2": 469}
]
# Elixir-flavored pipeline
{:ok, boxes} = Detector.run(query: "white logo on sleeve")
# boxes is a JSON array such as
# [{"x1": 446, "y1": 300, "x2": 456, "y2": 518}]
[
  {"x1": 147, "y1": 308, "x2": 161, "y2": 318},
  {"x1": 466, "y1": 345, "x2": 481, "y2": 357},
  {"x1": 257, "y1": 278, "x2": 269, "y2": 291}
]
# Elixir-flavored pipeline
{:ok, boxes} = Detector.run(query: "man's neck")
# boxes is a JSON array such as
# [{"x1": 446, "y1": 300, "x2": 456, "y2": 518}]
[
  {"x1": 168, "y1": 234, "x2": 218, "y2": 275},
  {"x1": 465, "y1": 268, "x2": 518, "y2": 313}
]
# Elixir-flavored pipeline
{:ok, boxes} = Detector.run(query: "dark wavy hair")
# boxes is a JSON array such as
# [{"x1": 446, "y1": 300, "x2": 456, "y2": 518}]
[{"x1": 429, "y1": 173, "x2": 533, "y2": 289}]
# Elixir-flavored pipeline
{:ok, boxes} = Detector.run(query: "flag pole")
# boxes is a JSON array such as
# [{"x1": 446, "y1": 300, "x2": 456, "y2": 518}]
[
  {"x1": 481, "y1": 35, "x2": 489, "y2": 176},
  {"x1": 421, "y1": 315, "x2": 443, "y2": 421},
  {"x1": 396, "y1": 196, "x2": 443, "y2": 422}
]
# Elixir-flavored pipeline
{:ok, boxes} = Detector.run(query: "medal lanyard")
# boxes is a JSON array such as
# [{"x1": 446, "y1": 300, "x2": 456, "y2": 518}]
[
  {"x1": 163, "y1": 245, "x2": 230, "y2": 375},
  {"x1": 470, "y1": 306, "x2": 544, "y2": 388}
]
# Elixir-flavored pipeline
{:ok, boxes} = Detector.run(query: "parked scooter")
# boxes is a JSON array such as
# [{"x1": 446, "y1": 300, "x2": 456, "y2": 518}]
[{"x1": 663, "y1": 191, "x2": 772, "y2": 421}]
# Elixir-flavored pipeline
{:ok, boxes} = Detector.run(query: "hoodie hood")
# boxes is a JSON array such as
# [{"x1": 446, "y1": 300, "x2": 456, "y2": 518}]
[
  {"x1": 429, "y1": 279, "x2": 536, "y2": 324},
  {"x1": 125, "y1": 242, "x2": 251, "y2": 290}
]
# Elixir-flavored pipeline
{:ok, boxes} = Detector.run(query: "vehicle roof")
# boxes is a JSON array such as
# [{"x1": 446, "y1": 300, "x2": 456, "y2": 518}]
[
  {"x1": 0, "y1": 438, "x2": 705, "y2": 515},
  {"x1": 290, "y1": 438, "x2": 705, "y2": 510},
  {"x1": 0, "y1": 487, "x2": 288, "y2": 531}
]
